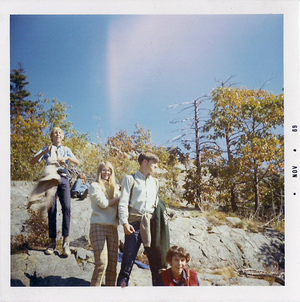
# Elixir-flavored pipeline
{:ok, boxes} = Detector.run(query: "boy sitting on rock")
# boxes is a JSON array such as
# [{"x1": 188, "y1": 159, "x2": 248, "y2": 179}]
[{"x1": 154, "y1": 245, "x2": 200, "y2": 286}]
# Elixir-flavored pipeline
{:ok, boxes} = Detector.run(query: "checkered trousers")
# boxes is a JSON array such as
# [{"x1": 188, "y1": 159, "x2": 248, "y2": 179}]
[{"x1": 90, "y1": 223, "x2": 119, "y2": 286}]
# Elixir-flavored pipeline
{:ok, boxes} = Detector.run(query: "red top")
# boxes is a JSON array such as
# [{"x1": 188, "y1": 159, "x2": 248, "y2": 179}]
[{"x1": 159, "y1": 268, "x2": 199, "y2": 286}]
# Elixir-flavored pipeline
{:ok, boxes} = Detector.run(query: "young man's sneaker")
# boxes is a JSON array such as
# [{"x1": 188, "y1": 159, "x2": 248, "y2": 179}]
[
  {"x1": 62, "y1": 242, "x2": 71, "y2": 257},
  {"x1": 45, "y1": 242, "x2": 56, "y2": 255}
]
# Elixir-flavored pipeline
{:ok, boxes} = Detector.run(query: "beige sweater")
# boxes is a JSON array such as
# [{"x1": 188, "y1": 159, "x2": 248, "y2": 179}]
[{"x1": 89, "y1": 181, "x2": 119, "y2": 226}]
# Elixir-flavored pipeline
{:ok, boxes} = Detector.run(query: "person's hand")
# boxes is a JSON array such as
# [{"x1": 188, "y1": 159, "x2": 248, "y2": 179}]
[
  {"x1": 45, "y1": 144, "x2": 52, "y2": 154},
  {"x1": 123, "y1": 223, "x2": 135, "y2": 235},
  {"x1": 58, "y1": 156, "x2": 69, "y2": 165},
  {"x1": 109, "y1": 197, "x2": 119, "y2": 207}
]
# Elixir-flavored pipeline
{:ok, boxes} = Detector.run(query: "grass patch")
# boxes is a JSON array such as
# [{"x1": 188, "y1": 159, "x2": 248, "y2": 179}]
[
  {"x1": 202, "y1": 210, "x2": 227, "y2": 226},
  {"x1": 211, "y1": 266, "x2": 238, "y2": 281},
  {"x1": 176, "y1": 206, "x2": 284, "y2": 236},
  {"x1": 189, "y1": 211, "x2": 202, "y2": 218},
  {"x1": 243, "y1": 218, "x2": 261, "y2": 233},
  {"x1": 234, "y1": 222, "x2": 246, "y2": 230},
  {"x1": 167, "y1": 199, "x2": 182, "y2": 208},
  {"x1": 11, "y1": 209, "x2": 49, "y2": 254},
  {"x1": 273, "y1": 220, "x2": 285, "y2": 234}
]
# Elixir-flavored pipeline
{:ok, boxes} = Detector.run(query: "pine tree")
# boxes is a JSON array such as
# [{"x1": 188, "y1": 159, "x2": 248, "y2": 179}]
[
  {"x1": 10, "y1": 64, "x2": 46, "y2": 180},
  {"x1": 10, "y1": 63, "x2": 37, "y2": 120}
]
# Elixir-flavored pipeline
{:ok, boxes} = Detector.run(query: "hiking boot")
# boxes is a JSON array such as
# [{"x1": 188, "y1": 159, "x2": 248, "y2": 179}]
[
  {"x1": 62, "y1": 242, "x2": 71, "y2": 257},
  {"x1": 45, "y1": 242, "x2": 56, "y2": 255}
]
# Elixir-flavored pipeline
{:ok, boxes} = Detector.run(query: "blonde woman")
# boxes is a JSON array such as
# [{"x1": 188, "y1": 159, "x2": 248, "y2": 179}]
[{"x1": 89, "y1": 162, "x2": 120, "y2": 286}]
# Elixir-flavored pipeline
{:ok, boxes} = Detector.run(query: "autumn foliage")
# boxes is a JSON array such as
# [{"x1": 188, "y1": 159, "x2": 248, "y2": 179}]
[{"x1": 10, "y1": 66, "x2": 284, "y2": 225}]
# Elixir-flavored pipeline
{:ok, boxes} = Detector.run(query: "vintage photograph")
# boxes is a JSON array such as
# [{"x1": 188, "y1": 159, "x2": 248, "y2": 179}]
[{"x1": 2, "y1": 1, "x2": 299, "y2": 302}]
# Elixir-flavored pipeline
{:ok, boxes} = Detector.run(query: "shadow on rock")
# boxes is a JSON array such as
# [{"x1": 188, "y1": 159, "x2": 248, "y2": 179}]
[
  {"x1": 11, "y1": 279, "x2": 26, "y2": 286},
  {"x1": 25, "y1": 273, "x2": 90, "y2": 287}
]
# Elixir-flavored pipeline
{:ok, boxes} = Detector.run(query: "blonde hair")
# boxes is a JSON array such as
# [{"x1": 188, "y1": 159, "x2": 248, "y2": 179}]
[
  {"x1": 96, "y1": 162, "x2": 116, "y2": 199},
  {"x1": 78, "y1": 173, "x2": 87, "y2": 184},
  {"x1": 50, "y1": 127, "x2": 65, "y2": 141}
]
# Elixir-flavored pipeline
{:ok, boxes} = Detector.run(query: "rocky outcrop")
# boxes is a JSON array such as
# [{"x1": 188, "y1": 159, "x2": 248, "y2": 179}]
[{"x1": 10, "y1": 181, "x2": 284, "y2": 286}]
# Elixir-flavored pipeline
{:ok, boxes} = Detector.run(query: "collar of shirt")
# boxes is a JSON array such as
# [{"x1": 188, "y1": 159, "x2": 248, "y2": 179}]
[
  {"x1": 136, "y1": 169, "x2": 151, "y2": 180},
  {"x1": 171, "y1": 269, "x2": 187, "y2": 286}
]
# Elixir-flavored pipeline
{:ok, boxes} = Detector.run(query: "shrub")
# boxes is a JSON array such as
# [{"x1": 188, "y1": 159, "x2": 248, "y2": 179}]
[{"x1": 11, "y1": 209, "x2": 49, "y2": 254}]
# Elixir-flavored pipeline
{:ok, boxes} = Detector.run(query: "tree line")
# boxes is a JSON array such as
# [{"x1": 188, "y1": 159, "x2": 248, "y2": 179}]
[{"x1": 10, "y1": 64, "x2": 284, "y2": 224}]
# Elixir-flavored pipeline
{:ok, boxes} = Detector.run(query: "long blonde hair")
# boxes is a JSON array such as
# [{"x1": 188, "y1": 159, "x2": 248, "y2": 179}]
[{"x1": 96, "y1": 161, "x2": 116, "y2": 199}]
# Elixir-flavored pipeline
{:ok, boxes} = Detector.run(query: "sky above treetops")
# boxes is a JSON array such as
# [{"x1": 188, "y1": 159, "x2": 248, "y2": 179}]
[{"x1": 10, "y1": 14, "x2": 283, "y2": 146}]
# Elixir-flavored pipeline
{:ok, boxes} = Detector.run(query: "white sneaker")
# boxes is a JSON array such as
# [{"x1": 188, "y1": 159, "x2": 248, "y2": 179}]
[
  {"x1": 62, "y1": 242, "x2": 71, "y2": 257},
  {"x1": 45, "y1": 242, "x2": 56, "y2": 255}
]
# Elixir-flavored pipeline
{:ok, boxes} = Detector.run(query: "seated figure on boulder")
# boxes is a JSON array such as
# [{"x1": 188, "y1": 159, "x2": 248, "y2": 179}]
[
  {"x1": 71, "y1": 173, "x2": 90, "y2": 200},
  {"x1": 154, "y1": 245, "x2": 200, "y2": 286}
]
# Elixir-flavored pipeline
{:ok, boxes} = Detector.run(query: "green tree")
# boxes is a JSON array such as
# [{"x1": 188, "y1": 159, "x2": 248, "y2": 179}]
[
  {"x1": 205, "y1": 84, "x2": 284, "y2": 217},
  {"x1": 237, "y1": 90, "x2": 284, "y2": 216},
  {"x1": 10, "y1": 65, "x2": 46, "y2": 180},
  {"x1": 44, "y1": 97, "x2": 75, "y2": 137},
  {"x1": 167, "y1": 96, "x2": 212, "y2": 208},
  {"x1": 153, "y1": 146, "x2": 186, "y2": 205},
  {"x1": 10, "y1": 65, "x2": 91, "y2": 180},
  {"x1": 132, "y1": 123, "x2": 153, "y2": 151},
  {"x1": 205, "y1": 85, "x2": 246, "y2": 211},
  {"x1": 10, "y1": 63, "x2": 37, "y2": 120},
  {"x1": 105, "y1": 130, "x2": 137, "y2": 183}
]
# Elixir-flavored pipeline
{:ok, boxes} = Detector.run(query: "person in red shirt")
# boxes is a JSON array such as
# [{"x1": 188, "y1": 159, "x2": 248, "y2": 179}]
[{"x1": 154, "y1": 245, "x2": 200, "y2": 286}]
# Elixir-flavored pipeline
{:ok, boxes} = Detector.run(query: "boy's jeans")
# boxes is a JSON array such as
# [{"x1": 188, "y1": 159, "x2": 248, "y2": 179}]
[
  {"x1": 117, "y1": 221, "x2": 160, "y2": 286},
  {"x1": 48, "y1": 176, "x2": 71, "y2": 239}
]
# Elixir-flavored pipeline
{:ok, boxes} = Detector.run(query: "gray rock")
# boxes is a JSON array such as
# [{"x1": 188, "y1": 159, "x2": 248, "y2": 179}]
[
  {"x1": 229, "y1": 277, "x2": 271, "y2": 286},
  {"x1": 10, "y1": 181, "x2": 285, "y2": 287},
  {"x1": 200, "y1": 273, "x2": 228, "y2": 286},
  {"x1": 11, "y1": 253, "x2": 30, "y2": 287},
  {"x1": 75, "y1": 247, "x2": 94, "y2": 261}
]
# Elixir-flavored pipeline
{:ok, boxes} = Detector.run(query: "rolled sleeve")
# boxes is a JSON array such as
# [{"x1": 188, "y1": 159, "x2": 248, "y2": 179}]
[
  {"x1": 64, "y1": 147, "x2": 76, "y2": 164},
  {"x1": 34, "y1": 147, "x2": 48, "y2": 163}
]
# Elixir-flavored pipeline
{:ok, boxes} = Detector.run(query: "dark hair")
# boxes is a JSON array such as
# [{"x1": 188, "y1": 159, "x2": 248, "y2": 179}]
[
  {"x1": 166, "y1": 246, "x2": 191, "y2": 264},
  {"x1": 138, "y1": 150, "x2": 159, "y2": 165}
]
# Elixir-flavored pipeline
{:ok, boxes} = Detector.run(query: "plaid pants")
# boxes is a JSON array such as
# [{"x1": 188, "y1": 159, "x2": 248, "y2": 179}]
[{"x1": 90, "y1": 223, "x2": 119, "y2": 286}]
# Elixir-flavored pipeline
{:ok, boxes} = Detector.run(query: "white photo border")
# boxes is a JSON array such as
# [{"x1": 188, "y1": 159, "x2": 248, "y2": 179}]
[{"x1": 1, "y1": 1, "x2": 299, "y2": 301}]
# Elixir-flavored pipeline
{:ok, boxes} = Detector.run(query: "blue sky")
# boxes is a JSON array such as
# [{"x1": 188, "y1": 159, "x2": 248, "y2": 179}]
[{"x1": 10, "y1": 14, "x2": 283, "y2": 146}]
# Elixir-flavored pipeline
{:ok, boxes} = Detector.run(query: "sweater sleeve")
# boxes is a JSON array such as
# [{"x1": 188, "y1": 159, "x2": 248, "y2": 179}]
[
  {"x1": 118, "y1": 175, "x2": 134, "y2": 225},
  {"x1": 89, "y1": 182, "x2": 109, "y2": 208}
]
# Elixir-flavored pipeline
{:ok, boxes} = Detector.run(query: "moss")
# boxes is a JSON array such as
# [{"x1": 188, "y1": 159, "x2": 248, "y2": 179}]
[{"x1": 235, "y1": 222, "x2": 246, "y2": 230}]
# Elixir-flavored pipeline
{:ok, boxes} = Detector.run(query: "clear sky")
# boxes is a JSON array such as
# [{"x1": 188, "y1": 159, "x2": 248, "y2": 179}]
[{"x1": 10, "y1": 14, "x2": 283, "y2": 146}]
